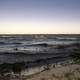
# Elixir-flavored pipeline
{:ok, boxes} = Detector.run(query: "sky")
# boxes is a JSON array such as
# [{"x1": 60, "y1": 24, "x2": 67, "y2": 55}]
[{"x1": 0, "y1": 0, "x2": 80, "y2": 34}]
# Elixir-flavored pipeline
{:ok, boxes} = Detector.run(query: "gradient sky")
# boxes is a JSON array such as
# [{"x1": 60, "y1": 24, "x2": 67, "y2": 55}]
[{"x1": 0, "y1": 0, "x2": 80, "y2": 34}]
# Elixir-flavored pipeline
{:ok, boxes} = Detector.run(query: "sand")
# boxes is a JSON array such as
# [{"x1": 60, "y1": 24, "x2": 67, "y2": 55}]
[{"x1": 26, "y1": 64, "x2": 80, "y2": 80}]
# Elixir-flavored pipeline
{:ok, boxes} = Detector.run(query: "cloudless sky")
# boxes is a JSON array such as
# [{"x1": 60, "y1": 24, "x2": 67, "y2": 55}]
[{"x1": 0, "y1": 0, "x2": 80, "y2": 34}]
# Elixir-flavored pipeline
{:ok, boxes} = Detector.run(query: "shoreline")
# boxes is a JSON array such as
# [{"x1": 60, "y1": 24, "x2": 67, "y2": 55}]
[{"x1": 0, "y1": 60, "x2": 77, "y2": 80}]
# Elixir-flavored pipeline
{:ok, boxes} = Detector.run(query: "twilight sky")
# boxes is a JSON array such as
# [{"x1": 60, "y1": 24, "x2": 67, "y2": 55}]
[{"x1": 0, "y1": 0, "x2": 80, "y2": 34}]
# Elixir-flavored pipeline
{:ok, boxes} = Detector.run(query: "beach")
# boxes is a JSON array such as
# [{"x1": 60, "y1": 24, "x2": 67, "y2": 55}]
[{"x1": 0, "y1": 35, "x2": 80, "y2": 80}]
